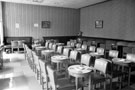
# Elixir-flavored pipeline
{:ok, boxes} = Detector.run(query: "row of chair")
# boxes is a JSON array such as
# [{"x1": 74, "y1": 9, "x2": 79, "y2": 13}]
[{"x1": 44, "y1": 40, "x2": 135, "y2": 90}]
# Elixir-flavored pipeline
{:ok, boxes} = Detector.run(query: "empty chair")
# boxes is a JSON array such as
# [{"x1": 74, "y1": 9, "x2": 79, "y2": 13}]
[
  {"x1": 52, "y1": 44, "x2": 58, "y2": 52},
  {"x1": 32, "y1": 51, "x2": 41, "y2": 82},
  {"x1": 96, "y1": 47, "x2": 105, "y2": 55},
  {"x1": 18, "y1": 40, "x2": 24, "y2": 52},
  {"x1": 75, "y1": 43, "x2": 82, "y2": 48},
  {"x1": 56, "y1": 46, "x2": 64, "y2": 54},
  {"x1": 108, "y1": 50, "x2": 119, "y2": 59},
  {"x1": 80, "y1": 54, "x2": 91, "y2": 66},
  {"x1": 126, "y1": 54, "x2": 135, "y2": 62},
  {"x1": 39, "y1": 60, "x2": 48, "y2": 90},
  {"x1": 11, "y1": 40, "x2": 19, "y2": 53},
  {"x1": 67, "y1": 41, "x2": 71, "y2": 46},
  {"x1": 89, "y1": 46, "x2": 96, "y2": 52},
  {"x1": 63, "y1": 48, "x2": 71, "y2": 57},
  {"x1": 125, "y1": 53, "x2": 135, "y2": 86},
  {"x1": 81, "y1": 44, "x2": 88, "y2": 51},
  {"x1": 70, "y1": 42, "x2": 76, "y2": 47},
  {"x1": 69, "y1": 50, "x2": 80, "y2": 65},
  {"x1": 46, "y1": 65, "x2": 77, "y2": 90},
  {"x1": 49, "y1": 42, "x2": 53, "y2": 49},
  {"x1": 91, "y1": 58, "x2": 110, "y2": 90},
  {"x1": 45, "y1": 41, "x2": 49, "y2": 49}
]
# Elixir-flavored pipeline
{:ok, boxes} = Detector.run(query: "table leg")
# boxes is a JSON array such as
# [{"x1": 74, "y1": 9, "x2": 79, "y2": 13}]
[
  {"x1": 128, "y1": 67, "x2": 131, "y2": 86},
  {"x1": 57, "y1": 63, "x2": 59, "y2": 71},
  {"x1": 89, "y1": 75, "x2": 91, "y2": 90},
  {"x1": 76, "y1": 77, "x2": 78, "y2": 90}
]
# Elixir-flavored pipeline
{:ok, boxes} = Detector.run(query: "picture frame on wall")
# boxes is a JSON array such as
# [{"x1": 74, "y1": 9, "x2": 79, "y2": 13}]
[
  {"x1": 41, "y1": 21, "x2": 50, "y2": 28},
  {"x1": 95, "y1": 20, "x2": 103, "y2": 28}
]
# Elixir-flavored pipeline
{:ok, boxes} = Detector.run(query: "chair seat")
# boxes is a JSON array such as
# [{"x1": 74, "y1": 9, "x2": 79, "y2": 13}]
[
  {"x1": 56, "y1": 78, "x2": 75, "y2": 88},
  {"x1": 91, "y1": 73, "x2": 106, "y2": 84}
]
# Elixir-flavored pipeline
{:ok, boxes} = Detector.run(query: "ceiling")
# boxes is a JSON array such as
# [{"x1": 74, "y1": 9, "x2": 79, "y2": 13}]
[{"x1": 0, "y1": 0, "x2": 108, "y2": 9}]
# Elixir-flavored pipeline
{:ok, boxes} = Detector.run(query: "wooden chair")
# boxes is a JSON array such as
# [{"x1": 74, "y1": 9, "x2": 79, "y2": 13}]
[
  {"x1": 49, "y1": 42, "x2": 53, "y2": 49},
  {"x1": 46, "y1": 65, "x2": 77, "y2": 90},
  {"x1": 52, "y1": 44, "x2": 58, "y2": 52},
  {"x1": 125, "y1": 54, "x2": 135, "y2": 86},
  {"x1": 56, "y1": 46, "x2": 64, "y2": 54},
  {"x1": 108, "y1": 50, "x2": 119, "y2": 59},
  {"x1": 68, "y1": 50, "x2": 80, "y2": 65},
  {"x1": 75, "y1": 43, "x2": 82, "y2": 49},
  {"x1": 80, "y1": 54, "x2": 91, "y2": 66},
  {"x1": 89, "y1": 46, "x2": 96, "y2": 53},
  {"x1": 96, "y1": 47, "x2": 105, "y2": 55},
  {"x1": 39, "y1": 59, "x2": 49, "y2": 90},
  {"x1": 45, "y1": 41, "x2": 49, "y2": 49},
  {"x1": 63, "y1": 48, "x2": 71, "y2": 57},
  {"x1": 11, "y1": 40, "x2": 19, "y2": 53},
  {"x1": 32, "y1": 51, "x2": 41, "y2": 83},
  {"x1": 18, "y1": 40, "x2": 24, "y2": 53},
  {"x1": 91, "y1": 58, "x2": 110, "y2": 90}
]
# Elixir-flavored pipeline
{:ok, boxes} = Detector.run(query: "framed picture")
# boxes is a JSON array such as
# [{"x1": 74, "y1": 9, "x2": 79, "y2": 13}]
[
  {"x1": 95, "y1": 20, "x2": 103, "y2": 28},
  {"x1": 41, "y1": 21, "x2": 50, "y2": 28}
]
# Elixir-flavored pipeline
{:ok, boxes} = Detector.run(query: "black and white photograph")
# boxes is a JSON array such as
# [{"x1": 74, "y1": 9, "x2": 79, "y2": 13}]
[{"x1": 0, "y1": 0, "x2": 135, "y2": 90}]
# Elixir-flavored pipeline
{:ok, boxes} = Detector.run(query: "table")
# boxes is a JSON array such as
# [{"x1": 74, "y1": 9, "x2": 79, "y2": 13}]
[
  {"x1": 51, "y1": 55, "x2": 69, "y2": 71},
  {"x1": 55, "y1": 43, "x2": 64, "y2": 46},
  {"x1": 68, "y1": 65, "x2": 93, "y2": 90},
  {"x1": 112, "y1": 58, "x2": 134, "y2": 86},
  {"x1": 64, "y1": 45, "x2": 74, "y2": 49},
  {"x1": 32, "y1": 44, "x2": 41, "y2": 50},
  {"x1": 41, "y1": 50, "x2": 55, "y2": 61},
  {"x1": 89, "y1": 52, "x2": 104, "y2": 58},
  {"x1": 35, "y1": 46, "x2": 46, "y2": 56},
  {"x1": 75, "y1": 48, "x2": 87, "y2": 54}
]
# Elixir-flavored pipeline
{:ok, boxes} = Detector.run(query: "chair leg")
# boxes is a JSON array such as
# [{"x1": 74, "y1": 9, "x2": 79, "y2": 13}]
[{"x1": 119, "y1": 77, "x2": 122, "y2": 90}]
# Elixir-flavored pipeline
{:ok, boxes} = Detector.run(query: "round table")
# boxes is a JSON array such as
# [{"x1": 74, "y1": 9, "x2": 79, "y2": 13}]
[
  {"x1": 32, "y1": 44, "x2": 41, "y2": 50},
  {"x1": 55, "y1": 43, "x2": 65, "y2": 46},
  {"x1": 68, "y1": 65, "x2": 93, "y2": 90},
  {"x1": 41, "y1": 50, "x2": 55, "y2": 60},
  {"x1": 51, "y1": 55, "x2": 69, "y2": 71},
  {"x1": 89, "y1": 52, "x2": 104, "y2": 58},
  {"x1": 35, "y1": 46, "x2": 46, "y2": 56},
  {"x1": 112, "y1": 58, "x2": 133, "y2": 86}
]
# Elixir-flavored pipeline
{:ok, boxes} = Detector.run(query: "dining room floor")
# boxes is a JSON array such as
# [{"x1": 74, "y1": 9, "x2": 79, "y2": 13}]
[
  {"x1": 0, "y1": 52, "x2": 135, "y2": 90},
  {"x1": 0, "y1": 52, "x2": 42, "y2": 90}
]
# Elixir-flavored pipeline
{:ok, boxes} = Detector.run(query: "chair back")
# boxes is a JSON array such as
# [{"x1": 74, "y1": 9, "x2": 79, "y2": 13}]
[
  {"x1": 45, "y1": 42, "x2": 49, "y2": 48},
  {"x1": 81, "y1": 54, "x2": 91, "y2": 66},
  {"x1": 97, "y1": 47, "x2": 104, "y2": 55},
  {"x1": 69, "y1": 50, "x2": 80, "y2": 61},
  {"x1": 32, "y1": 51, "x2": 40, "y2": 70},
  {"x1": 18, "y1": 40, "x2": 23, "y2": 47},
  {"x1": 39, "y1": 60, "x2": 47, "y2": 77},
  {"x1": 57, "y1": 46, "x2": 63, "y2": 54},
  {"x1": 67, "y1": 41, "x2": 71, "y2": 46},
  {"x1": 46, "y1": 65, "x2": 56, "y2": 90},
  {"x1": 89, "y1": 46, "x2": 96, "y2": 52},
  {"x1": 11, "y1": 40, "x2": 18, "y2": 47},
  {"x1": 94, "y1": 58, "x2": 108, "y2": 74},
  {"x1": 52, "y1": 44, "x2": 57, "y2": 52},
  {"x1": 76, "y1": 43, "x2": 82, "y2": 48},
  {"x1": 81, "y1": 44, "x2": 88, "y2": 50},
  {"x1": 109, "y1": 50, "x2": 119, "y2": 58},
  {"x1": 126, "y1": 54, "x2": 135, "y2": 62},
  {"x1": 63, "y1": 48, "x2": 71, "y2": 57},
  {"x1": 49, "y1": 43, "x2": 53, "y2": 49},
  {"x1": 70, "y1": 42, "x2": 76, "y2": 47}
]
